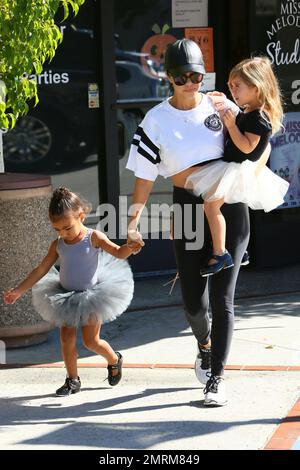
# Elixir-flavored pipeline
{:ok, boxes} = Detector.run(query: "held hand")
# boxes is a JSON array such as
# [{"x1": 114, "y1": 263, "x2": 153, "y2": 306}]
[
  {"x1": 127, "y1": 229, "x2": 145, "y2": 246},
  {"x1": 127, "y1": 230, "x2": 145, "y2": 256},
  {"x1": 3, "y1": 288, "x2": 22, "y2": 305},
  {"x1": 128, "y1": 242, "x2": 143, "y2": 255},
  {"x1": 223, "y1": 109, "x2": 236, "y2": 129}
]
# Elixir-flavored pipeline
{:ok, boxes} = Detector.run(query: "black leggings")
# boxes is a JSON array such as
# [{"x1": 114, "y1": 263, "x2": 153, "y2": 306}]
[{"x1": 172, "y1": 186, "x2": 250, "y2": 376}]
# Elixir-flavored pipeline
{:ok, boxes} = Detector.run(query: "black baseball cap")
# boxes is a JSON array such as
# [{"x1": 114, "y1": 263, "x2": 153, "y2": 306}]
[{"x1": 165, "y1": 39, "x2": 206, "y2": 78}]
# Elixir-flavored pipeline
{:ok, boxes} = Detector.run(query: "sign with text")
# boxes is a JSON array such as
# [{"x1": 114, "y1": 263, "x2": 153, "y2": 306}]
[
  {"x1": 185, "y1": 27, "x2": 214, "y2": 72},
  {"x1": 270, "y1": 112, "x2": 300, "y2": 209},
  {"x1": 88, "y1": 83, "x2": 100, "y2": 108},
  {"x1": 172, "y1": 0, "x2": 208, "y2": 28},
  {"x1": 251, "y1": 1, "x2": 300, "y2": 211},
  {"x1": 264, "y1": 0, "x2": 300, "y2": 111}
]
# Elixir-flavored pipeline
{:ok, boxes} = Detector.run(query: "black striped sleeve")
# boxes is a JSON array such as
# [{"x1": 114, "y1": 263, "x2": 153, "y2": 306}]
[{"x1": 132, "y1": 126, "x2": 161, "y2": 165}]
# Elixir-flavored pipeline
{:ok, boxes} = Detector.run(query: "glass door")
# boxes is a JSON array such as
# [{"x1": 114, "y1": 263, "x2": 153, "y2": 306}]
[
  {"x1": 114, "y1": 0, "x2": 177, "y2": 274},
  {"x1": 112, "y1": 0, "x2": 214, "y2": 274}
]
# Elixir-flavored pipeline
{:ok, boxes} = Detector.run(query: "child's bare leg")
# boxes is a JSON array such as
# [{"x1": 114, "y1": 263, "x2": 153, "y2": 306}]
[
  {"x1": 60, "y1": 326, "x2": 78, "y2": 379},
  {"x1": 204, "y1": 198, "x2": 226, "y2": 264},
  {"x1": 81, "y1": 322, "x2": 119, "y2": 376}
]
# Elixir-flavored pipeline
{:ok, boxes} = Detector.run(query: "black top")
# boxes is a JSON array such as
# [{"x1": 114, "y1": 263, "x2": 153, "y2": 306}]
[{"x1": 223, "y1": 109, "x2": 272, "y2": 163}]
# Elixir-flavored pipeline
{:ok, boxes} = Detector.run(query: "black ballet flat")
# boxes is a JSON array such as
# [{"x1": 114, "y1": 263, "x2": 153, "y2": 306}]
[
  {"x1": 200, "y1": 251, "x2": 234, "y2": 277},
  {"x1": 56, "y1": 377, "x2": 81, "y2": 397},
  {"x1": 107, "y1": 352, "x2": 123, "y2": 386}
]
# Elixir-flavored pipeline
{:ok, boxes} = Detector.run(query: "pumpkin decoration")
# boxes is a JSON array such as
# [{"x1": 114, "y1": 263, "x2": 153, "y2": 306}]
[{"x1": 141, "y1": 24, "x2": 176, "y2": 77}]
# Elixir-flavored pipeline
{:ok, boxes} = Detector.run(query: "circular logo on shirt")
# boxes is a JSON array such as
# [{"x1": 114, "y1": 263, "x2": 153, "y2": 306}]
[{"x1": 204, "y1": 114, "x2": 222, "y2": 132}]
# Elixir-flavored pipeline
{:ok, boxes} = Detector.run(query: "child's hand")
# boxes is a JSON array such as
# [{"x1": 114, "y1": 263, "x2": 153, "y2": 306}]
[
  {"x1": 129, "y1": 241, "x2": 143, "y2": 255},
  {"x1": 127, "y1": 230, "x2": 145, "y2": 255},
  {"x1": 127, "y1": 230, "x2": 145, "y2": 246},
  {"x1": 3, "y1": 288, "x2": 22, "y2": 305},
  {"x1": 223, "y1": 109, "x2": 236, "y2": 129}
]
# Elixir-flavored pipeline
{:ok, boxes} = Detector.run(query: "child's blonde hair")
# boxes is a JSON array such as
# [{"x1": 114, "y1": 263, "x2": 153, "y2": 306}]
[
  {"x1": 49, "y1": 187, "x2": 92, "y2": 221},
  {"x1": 228, "y1": 56, "x2": 283, "y2": 134}
]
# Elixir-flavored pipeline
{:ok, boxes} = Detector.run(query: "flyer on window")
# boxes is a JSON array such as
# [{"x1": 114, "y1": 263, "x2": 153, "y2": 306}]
[
  {"x1": 270, "y1": 112, "x2": 300, "y2": 209},
  {"x1": 172, "y1": 0, "x2": 208, "y2": 28},
  {"x1": 185, "y1": 27, "x2": 214, "y2": 72}
]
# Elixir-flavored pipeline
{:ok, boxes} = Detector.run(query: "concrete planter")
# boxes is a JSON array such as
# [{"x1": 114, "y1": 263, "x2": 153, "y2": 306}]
[{"x1": 0, "y1": 173, "x2": 55, "y2": 348}]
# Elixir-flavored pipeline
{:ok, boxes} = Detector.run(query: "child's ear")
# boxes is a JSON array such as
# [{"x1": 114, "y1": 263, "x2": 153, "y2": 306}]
[{"x1": 79, "y1": 211, "x2": 85, "y2": 222}]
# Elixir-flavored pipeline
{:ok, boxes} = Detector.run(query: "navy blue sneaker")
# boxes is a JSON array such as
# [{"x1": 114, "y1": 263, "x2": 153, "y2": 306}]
[
  {"x1": 241, "y1": 250, "x2": 250, "y2": 266},
  {"x1": 200, "y1": 251, "x2": 234, "y2": 277}
]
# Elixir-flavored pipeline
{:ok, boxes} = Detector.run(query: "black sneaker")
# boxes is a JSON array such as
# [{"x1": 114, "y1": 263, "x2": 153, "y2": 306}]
[
  {"x1": 204, "y1": 375, "x2": 227, "y2": 406},
  {"x1": 56, "y1": 377, "x2": 81, "y2": 397},
  {"x1": 241, "y1": 250, "x2": 250, "y2": 266},
  {"x1": 107, "y1": 352, "x2": 123, "y2": 386},
  {"x1": 194, "y1": 344, "x2": 211, "y2": 385}
]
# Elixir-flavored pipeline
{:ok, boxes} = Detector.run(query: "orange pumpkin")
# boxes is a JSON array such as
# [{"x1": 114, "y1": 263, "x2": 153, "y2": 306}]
[{"x1": 141, "y1": 25, "x2": 176, "y2": 77}]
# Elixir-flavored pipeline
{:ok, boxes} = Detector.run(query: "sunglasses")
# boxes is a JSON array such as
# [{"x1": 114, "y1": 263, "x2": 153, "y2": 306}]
[{"x1": 173, "y1": 72, "x2": 204, "y2": 86}]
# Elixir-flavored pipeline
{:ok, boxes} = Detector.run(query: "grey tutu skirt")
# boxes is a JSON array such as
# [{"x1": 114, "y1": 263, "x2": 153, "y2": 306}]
[{"x1": 32, "y1": 251, "x2": 134, "y2": 327}]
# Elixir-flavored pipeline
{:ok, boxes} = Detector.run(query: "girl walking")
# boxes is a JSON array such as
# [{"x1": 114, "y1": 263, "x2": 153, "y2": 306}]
[
  {"x1": 185, "y1": 57, "x2": 289, "y2": 276},
  {"x1": 4, "y1": 187, "x2": 140, "y2": 396}
]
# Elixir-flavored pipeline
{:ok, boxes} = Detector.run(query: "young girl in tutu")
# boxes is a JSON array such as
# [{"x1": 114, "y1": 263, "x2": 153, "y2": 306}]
[
  {"x1": 185, "y1": 57, "x2": 289, "y2": 277},
  {"x1": 4, "y1": 187, "x2": 141, "y2": 396}
]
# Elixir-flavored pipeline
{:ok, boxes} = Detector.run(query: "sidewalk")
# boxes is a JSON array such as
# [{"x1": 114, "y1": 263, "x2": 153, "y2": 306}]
[{"x1": 1, "y1": 264, "x2": 300, "y2": 450}]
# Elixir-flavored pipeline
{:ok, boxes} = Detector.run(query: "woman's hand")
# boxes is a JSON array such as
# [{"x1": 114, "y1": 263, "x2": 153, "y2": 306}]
[{"x1": 3, "y1": 288, "x2": 22, "y2": 305}]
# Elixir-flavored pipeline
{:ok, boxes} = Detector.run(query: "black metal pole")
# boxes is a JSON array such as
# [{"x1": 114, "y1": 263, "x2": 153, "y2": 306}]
[{"x1": 96, "y1": 0, "x2": 120, "y2": 212}]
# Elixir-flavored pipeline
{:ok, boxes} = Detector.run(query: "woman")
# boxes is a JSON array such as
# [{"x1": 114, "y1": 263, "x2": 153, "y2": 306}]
[{"x1": 126, "y1": 39, "x2": 270, "y2": 406}]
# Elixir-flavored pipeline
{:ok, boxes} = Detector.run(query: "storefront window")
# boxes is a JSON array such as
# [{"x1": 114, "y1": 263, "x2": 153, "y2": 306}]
[
  {"x1": 250, "y1": 0, "x2": 300, "y2": 208},
  {"x1": 115, "y1": 0, "x2": 175, "y2": 236},
  {"x1": 115, "y1": 0, "x2": 214, "y2": 236},
  {"x1": 3, "y1": 1, "x2": 100, "y2": 216}
]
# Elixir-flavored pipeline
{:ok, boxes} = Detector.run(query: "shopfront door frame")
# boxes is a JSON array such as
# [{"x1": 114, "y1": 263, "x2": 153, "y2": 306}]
[{"x1": 97, "y1": 0, "x2": 120, "y2": 212}]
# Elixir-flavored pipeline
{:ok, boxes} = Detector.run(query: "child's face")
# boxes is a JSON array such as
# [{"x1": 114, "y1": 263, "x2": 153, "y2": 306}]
[
  {"x1": 51, "y1": 212, "x2": 85, "y2": 242},
  {"x1": 228, "y1": 76, "x2": 258, "y2": 109}
]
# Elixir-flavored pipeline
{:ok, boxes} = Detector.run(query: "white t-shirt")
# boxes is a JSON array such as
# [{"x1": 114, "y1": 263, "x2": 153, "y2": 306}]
[{"x1": 126, "y1": 94, "x2": 239, "y2": 182}]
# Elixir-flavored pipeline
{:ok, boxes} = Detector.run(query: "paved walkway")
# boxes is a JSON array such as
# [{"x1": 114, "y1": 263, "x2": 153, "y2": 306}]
[{"x1": 1, "y1": 266, "x2": 300, "y2": 450}]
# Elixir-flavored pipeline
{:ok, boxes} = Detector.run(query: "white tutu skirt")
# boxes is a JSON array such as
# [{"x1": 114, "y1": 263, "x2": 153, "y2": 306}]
[
  {"x1": 32, "y1": 251, "x2": 134, "y2": 327},
  {"x1": 185, "y1": 159, "x2": 289, "y2": 212}
]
